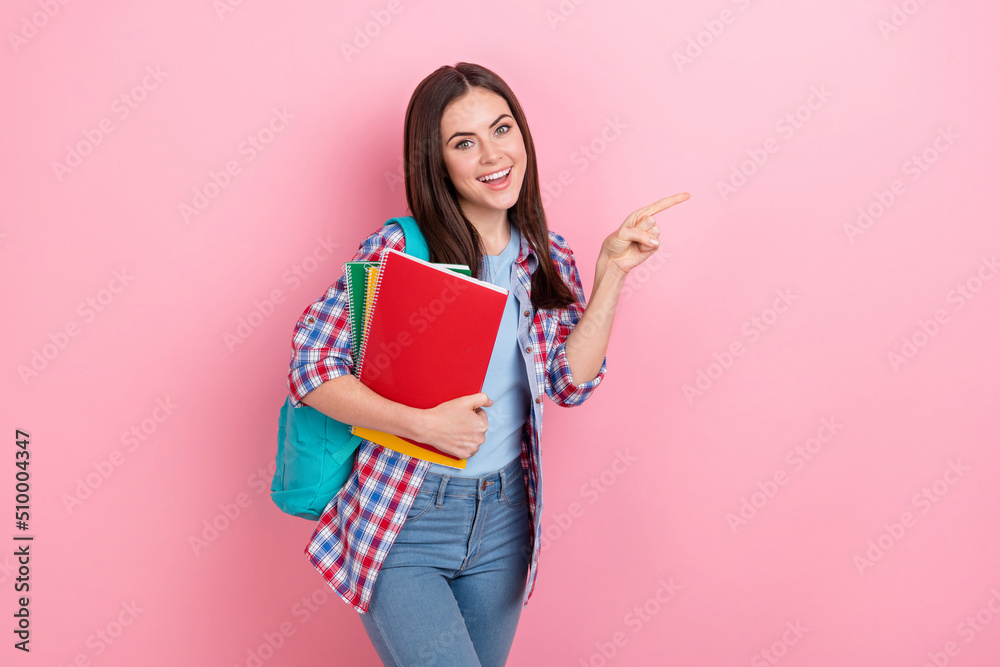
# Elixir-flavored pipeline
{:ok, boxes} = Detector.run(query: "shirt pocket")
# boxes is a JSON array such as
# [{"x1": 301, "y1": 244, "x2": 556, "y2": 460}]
[{"x1": 534, "y1": 309, "x2": 561, "y2": 351}]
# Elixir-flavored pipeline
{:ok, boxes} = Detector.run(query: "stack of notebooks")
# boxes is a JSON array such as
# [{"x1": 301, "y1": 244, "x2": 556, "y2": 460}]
[{"x1": 346, "y1": 248, "x2": 509, "y2": 468}]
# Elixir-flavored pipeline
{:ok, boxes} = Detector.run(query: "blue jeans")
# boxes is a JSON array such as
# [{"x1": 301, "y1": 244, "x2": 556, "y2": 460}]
[{"x1": 358, "y1": 455, "x2": 532, "y2": 666}]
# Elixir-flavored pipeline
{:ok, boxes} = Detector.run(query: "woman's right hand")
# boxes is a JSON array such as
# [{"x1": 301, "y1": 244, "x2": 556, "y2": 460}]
[{"x1": 418, "y1": 393, "x2": 494, "y2": 460}]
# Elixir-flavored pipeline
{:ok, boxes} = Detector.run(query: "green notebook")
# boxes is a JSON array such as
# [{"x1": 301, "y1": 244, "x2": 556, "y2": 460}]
[{"x1": 344, "y1": 259, "x2": 472, "y2": 375}]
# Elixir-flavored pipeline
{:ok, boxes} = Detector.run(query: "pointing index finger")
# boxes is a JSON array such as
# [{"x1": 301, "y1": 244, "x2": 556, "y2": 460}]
[{"x1": 636, "y1": 193, "x2": 691, "y2": 220}]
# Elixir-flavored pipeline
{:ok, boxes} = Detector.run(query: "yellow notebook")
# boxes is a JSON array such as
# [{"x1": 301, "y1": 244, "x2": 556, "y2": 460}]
[
  {"x1": 364, "y1": 265, "x2": 378, "y2": 340},
  {"x1": 354, "y1": 265, "x2": 466, "y2": 469}
]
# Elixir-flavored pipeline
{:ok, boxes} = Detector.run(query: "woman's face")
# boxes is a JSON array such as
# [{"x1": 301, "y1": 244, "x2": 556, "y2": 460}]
[{"x1": 439, "y1": 87, "x2": 527, "y2": 224}]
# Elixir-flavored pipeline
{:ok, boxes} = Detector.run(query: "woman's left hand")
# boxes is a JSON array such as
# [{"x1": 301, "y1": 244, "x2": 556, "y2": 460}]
[{"x1": 600, "y1": 193, "x2": 690, "y2": 276}]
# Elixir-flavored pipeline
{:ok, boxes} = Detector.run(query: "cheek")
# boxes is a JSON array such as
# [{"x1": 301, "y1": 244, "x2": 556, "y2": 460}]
[
  {"x1": 447, "y1": 155, "x2": 478, "y2": 182},
  {"x1": 513, "y1": 133, "x2": 528, "y2": 161},
  {"x1": 517, "y1": 145, "x2": 528, "y2": 168},
  {"x1": 515, "y1": 152, "x2": 529, "y2": 183},
  {"x1": 441, "y1": 155, "x2": 458, "y2": 181}
]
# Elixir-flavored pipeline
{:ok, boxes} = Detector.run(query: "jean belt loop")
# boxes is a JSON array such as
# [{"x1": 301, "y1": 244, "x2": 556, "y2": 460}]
[
  {"x1": 498, "y1": 466, "x2": 509, "y2": 500},
  {"x1": 435, "y1": 475, "x2": 448, "y2": 507}
]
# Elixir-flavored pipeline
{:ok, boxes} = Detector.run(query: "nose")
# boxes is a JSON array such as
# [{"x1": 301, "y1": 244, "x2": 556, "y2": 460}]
[{"x1": 481, "y1": 140, "x2": 501, "y2": 164}]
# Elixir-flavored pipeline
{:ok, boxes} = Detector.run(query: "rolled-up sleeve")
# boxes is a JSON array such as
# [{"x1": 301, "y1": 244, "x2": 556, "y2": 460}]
[
  {"x1": 287, "y1": 225, "x2": 401, "y2": 407},
  {"x1": 544, "y1": 238, "x2": 608, "y2": 407}
]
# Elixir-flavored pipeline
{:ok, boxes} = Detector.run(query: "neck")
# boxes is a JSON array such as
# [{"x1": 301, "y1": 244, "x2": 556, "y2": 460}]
[{"x1": 464, "y1": 207, "x2": 510, "y2": 256}]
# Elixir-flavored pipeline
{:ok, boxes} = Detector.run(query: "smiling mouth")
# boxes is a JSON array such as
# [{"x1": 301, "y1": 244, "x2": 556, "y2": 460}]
[{"x1": 476, "y1": 166, "x2": 512, "y2": 183}]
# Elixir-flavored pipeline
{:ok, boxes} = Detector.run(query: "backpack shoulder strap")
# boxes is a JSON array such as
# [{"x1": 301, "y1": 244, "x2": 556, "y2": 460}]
[{"x1": 383, "y1": 216, "x2": 430, "y2": 261}]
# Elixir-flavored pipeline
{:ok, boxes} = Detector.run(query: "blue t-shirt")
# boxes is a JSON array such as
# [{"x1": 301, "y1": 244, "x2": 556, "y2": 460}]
[{"x1": 426, "y1": 222, "x2": 531, "y2": 477}]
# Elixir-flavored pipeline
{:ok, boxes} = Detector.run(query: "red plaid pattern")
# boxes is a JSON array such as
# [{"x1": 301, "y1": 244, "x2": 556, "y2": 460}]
[{"x1": 288, "y1": 221, "x2": 607, "y2": 613}]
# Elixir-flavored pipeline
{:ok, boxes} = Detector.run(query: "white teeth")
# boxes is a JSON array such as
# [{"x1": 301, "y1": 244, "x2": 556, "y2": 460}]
[{"x1": 477, "y1": 167, "x2": 511, "y2": 182}]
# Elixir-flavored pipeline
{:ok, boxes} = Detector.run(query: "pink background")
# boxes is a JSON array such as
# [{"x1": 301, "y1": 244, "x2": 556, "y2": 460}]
[{"x1": 4, "y1": 1, "x2": 999, "y2": 665}]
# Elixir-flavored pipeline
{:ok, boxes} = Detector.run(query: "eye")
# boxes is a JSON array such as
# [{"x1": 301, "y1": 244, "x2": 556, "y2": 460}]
[{"x1": 453, "y1": 124, "x2": 511, "y2": 150}]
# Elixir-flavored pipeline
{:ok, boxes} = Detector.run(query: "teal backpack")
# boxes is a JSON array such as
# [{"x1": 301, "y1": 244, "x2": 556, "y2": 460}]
[{"x1": 270, "y1": 217, "x2": 429, "y2": 520}]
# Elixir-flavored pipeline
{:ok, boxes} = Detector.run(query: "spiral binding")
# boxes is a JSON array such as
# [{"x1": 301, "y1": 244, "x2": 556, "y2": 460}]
[
  {"x1": 355, "y1": 252, "x2": 389, "y2": 382},
  {"x1": 343, "y1": 264, "x2": 357, "y2": 372}
]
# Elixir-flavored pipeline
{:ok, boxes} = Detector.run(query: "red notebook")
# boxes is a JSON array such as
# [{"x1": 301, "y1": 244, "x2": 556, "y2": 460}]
[{"x1": 353, "y1": 248, "x2": 509, "y2": 465}]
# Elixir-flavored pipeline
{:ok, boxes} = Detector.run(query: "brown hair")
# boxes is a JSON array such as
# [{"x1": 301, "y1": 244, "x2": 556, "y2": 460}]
[{"x1": 403, "y1": 62, "x2": 575, "y2": 311}]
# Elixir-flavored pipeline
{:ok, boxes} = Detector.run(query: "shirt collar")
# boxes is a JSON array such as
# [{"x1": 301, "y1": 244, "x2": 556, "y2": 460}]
[{"x1": 515, "y1": 223, "x2": 538, "y2": 274}]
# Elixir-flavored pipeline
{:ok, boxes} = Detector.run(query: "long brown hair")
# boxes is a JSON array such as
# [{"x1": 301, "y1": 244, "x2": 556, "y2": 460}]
[{"x1": 403, "y1": 62, "x2": 575, "y2": 311}]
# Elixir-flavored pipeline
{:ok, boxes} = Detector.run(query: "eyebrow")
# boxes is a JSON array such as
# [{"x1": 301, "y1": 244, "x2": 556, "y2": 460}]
[{"x1": 445, "y1": 114, "x2": 513, "y2": 144}]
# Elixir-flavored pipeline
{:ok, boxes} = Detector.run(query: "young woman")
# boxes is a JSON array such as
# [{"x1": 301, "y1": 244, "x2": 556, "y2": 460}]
[{"x1": 287, "y1": 62, "x2": 688, "y2": 666}]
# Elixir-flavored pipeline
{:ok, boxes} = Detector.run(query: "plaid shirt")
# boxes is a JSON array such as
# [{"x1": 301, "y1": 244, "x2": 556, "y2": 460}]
[{"x1": 287, "y1": 220, "x2": 607, "y2": 613}]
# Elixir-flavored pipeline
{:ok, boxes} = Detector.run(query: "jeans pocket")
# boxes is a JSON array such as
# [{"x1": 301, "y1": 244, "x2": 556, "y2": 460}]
[
  {"x1": 404, "y1": 489, "x2": 435, "y2": 524},
  {"x1": 503, "y1": 474, "x2": 527, "y2": 508}
]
